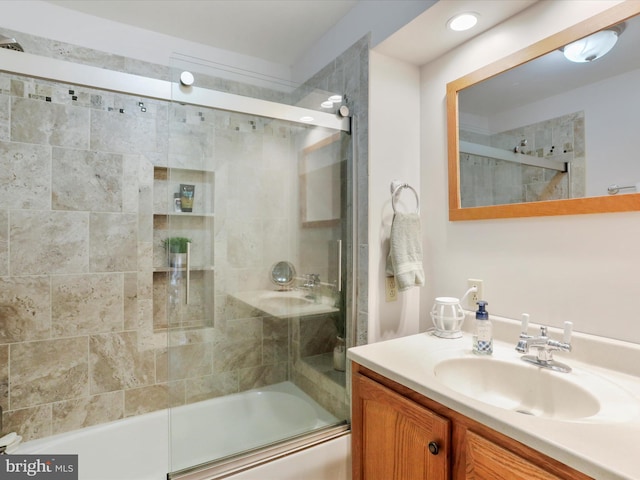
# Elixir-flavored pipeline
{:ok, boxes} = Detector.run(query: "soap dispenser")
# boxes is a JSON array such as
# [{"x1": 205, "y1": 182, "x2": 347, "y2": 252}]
[{"x1": 473, "y1": 300, "x2": 493, "y2": 355}]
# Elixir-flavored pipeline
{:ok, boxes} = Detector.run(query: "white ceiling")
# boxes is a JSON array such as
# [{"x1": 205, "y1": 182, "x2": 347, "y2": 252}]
[
  {"x1": 375, "y1": 0, "x2": 539, "y2": 66},
  {"x1": 44, "y1": 0, "x2": 538, "y2": 68},
  {"x1": 45, "y1": 0, "x2": 358, "y2": 66}
]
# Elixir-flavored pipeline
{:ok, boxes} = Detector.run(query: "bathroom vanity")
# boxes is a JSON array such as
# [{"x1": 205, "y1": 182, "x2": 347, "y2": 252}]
[{"x1": 348, "y1": 319, "x2": 640, "y2": 480}]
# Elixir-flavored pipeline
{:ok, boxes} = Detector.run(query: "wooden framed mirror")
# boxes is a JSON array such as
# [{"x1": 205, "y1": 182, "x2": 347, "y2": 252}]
[{"x1": 447, "y1": 1, "x2": 640, "y2": 221}]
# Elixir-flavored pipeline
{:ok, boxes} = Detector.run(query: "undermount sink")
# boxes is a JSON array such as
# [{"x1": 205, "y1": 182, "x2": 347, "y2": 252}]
[
  {"x1": 259, "y1": 291, "x2": 315, "y2": 309},
  {"x1": 434, "y1": 355, "x2": 638, "y2": 422}
]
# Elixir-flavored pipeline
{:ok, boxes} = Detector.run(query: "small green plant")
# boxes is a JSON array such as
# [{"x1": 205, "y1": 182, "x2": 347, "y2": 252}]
[{"x1": 163, "y1": 236, "x2": 191, "y2": 254}]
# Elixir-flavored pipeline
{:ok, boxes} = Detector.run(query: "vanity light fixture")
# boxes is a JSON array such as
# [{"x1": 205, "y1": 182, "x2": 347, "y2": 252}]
[
  {"x1": 447, "y1": 12, "x2": 478, "y2": 32},
  {"x1": 562, "y1": 24, "x2": 625, "y2": 63}
]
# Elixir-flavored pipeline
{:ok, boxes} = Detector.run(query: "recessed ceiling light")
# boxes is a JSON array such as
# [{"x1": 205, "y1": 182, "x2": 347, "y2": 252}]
[
  {"x1": 300, "y1": 116, "x2": 314, "y2": 122},
  {"x1": 447, "y1": 13, "x2": 478, "y2": 32},
  {"x1": 328, "y1": 95, "x2": 342, "y2": 103},
  {"x1": 321, "y1": 101, "x2": 334, "y2": 108}
]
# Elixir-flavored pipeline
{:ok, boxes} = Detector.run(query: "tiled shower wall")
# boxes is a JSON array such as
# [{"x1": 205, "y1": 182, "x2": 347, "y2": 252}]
[
  {"x1": 0, "y1": 74, "x2": 162, "y2": 440},
  {"x1": 460, "y1": 111, "x2": 585, "y2": 207},
  {"x1": 0, "y1": 74, "x2": 311, "y2": 441}
]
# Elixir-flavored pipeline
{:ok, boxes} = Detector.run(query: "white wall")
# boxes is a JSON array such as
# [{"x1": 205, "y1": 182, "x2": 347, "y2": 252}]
[
  {"x1": 419, "y1": 0, "x2": 640, "y2": 344},
  {"x1": 293, "y1": 0, "x2": 435, "y2": 83},
  {"x1": 368, "y1": 50, "x2": 422, "y2": 342}
]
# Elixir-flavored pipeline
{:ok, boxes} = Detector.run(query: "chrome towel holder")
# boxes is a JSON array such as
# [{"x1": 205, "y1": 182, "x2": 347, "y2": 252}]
[{"x1": 390, "y1": 180, "x2": 420, "y2": 214}]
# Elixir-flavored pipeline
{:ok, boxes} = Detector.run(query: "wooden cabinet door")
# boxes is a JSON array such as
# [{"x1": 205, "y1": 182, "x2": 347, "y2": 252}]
[
  {"x1": 464, "y1": 430, "x2": 565, "y2": 480},
  {"x1": 352, "y1": 373, "x2": 450, "y2": 480}
]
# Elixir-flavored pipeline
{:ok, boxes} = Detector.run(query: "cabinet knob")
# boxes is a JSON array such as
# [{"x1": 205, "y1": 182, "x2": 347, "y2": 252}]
[{"x1": 428, "y1": 441, "x2": 439, "y2": 455}]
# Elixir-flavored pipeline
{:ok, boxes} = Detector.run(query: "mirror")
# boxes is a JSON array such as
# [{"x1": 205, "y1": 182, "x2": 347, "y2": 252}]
[
  {"x1": 299, "y1": 132, "x2": 342, "y2": 227},
  {"x1": 270, "y1": 261, "x2": 296, "y2": 290},
  {"x1": 447, "y1": 2, "x2": 640, "y2": 220}
]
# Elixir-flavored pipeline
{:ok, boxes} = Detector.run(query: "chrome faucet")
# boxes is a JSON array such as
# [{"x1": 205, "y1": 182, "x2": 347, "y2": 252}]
[
  {"x1": 302, "y1": 274, "x2": 320, "y2": 302},
  {"x1": 515, "y1": 314, "x2": 573, "y2": 373}
]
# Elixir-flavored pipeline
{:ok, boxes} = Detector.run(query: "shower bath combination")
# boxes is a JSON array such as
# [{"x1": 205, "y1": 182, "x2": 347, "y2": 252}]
[{"x1": 0, "y1": 32, "x2": 354, "y2": 480}]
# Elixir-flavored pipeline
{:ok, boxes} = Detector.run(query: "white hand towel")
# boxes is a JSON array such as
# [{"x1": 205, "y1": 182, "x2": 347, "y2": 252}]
[{"x1": 386, "y1": 212, "x2": 425, "y2": 291}]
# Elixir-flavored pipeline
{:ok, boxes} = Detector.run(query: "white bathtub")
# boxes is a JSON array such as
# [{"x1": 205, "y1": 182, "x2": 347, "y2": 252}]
[{"x1": 18, "y1": 382, "x2": 341, "y2": 480}]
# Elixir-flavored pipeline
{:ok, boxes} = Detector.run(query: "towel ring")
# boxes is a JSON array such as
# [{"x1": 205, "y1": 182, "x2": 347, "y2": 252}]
[{"x1": 390, "y1": 180, "x2": 420, "y2": 214}]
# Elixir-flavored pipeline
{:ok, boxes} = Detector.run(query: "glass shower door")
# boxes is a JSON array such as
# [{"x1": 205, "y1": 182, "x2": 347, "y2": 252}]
[{"x1": 162, "y1": 73, "x2": 351, "y2": 477}]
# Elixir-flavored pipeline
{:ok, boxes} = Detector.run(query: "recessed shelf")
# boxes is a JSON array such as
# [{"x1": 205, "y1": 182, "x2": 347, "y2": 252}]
[
  {"x1": 153, "y1": 212, "x2": 215, "y2": 218},
  {"x1": 153, "y1": 265, "x2": 215, "y2": 273},
  {"x1": 154, "y1": 165, "x2": 215, "y2": 174}
]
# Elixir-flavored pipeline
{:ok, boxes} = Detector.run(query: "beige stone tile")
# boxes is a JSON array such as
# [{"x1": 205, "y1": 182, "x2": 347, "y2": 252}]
[
  {"x1": 300, "y1": 315, "x2": 335, "y2": 357},
  {"x1": 263, "y1": 316, "x2": 289, "y2": 365},
  {"x1": 0, "y1": 141, "x2": 51, "y2": 209},
  {"x1": 4, "y1": 404, "x2": 52, "y2": 442},
  {"x1": 135, "y1": 323, "x2": 155, "y2": 352},
  {"x1": 10, "y1": 337, "x2": 89, "y2": 409},
  {"x1": 124, "y1": 383, "x2": 182, "y2": 417},
  {"x1": 168, "y1": 327, "x2": 214, "y2": 346},
  {"x1": 10, "y1": 210, "x2": 89, "y2": 275},
  {"x1": 89, "y1": 213, "x2": 137, "y2": 272},
  {"x1": 138, "y1": 242, "x2": 153, "y2": 272},
  {"x1": 122, "y1": 154, "x2": 140, "y2": 214},
  {"x1": 185, "y1": 371, "x2": 238, "y2": 404},
  {"x1": 139, "y1": 185, "x2": 154, "y2": 224},
  {"x1": 156, "y1": 342, "x2": 213, "y2": 382},
  {"x1": 11, "y1": 97, "x2": 90, "y2": 148},
  {"x1": 138, "y1": 270, "x2": 153, "y2": 300},
  {"x1": 0, "y1": 210, "x2": 6, "y2": 276},
  {"x1": 0, "y1": 276, "x2": 51, "y2": 343},
  {"x1": 227, "y1": 219, "x2": 263, "y2": 269},
  {"x1": 123, "y1": 272, "x2": 138, "y2": 330},
  {"x1": 238, "y1": 363, "x2": 287, "y2": 392},
  {"x1": 52, "y1": 273, "x2": 123, "y2": 337},
  {"x1": 52, "y1": 148, "x2": 123, "y2": 212},
  {"x1": 153, "y1": 275, "x2": 168, "y2": 329},
  {"x1": 0, "y1": 95, "x2": 9, "y2": 141},
  {"x1": 89, "y1": 332, "x2": 154, "y2": 394},
  {"x1": 52, "y1": 391, "x2": 123, "y2": 435},
  {"x1": 0, "y1": 345, "x2": 7, "y2": 411},
  {"x1": 90, "y1": 108, "x2": 158, "y2": 155},
  {"x1": 213, "y1": 318, "x2": 262, "y2": 373}
]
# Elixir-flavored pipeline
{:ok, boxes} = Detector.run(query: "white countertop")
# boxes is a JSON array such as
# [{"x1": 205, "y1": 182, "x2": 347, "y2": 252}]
[
  {"x1": 348, "y1": 322, "x2": 640, "y2": 480},
  {"x1": 231, "y1": 289, "x2": 339, "y2": 319}
]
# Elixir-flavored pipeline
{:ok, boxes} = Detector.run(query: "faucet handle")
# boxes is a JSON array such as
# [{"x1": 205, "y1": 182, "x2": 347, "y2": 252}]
[
  {"x1": 520, "y1": 313, "x2": 530, "y2": 335},
  {"x1": 563, "y1": 321, "x2": 573, "y2": 344}
]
